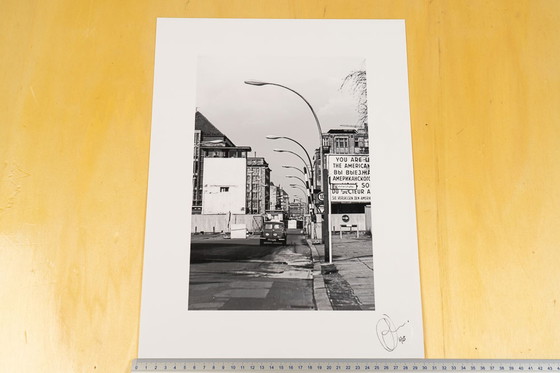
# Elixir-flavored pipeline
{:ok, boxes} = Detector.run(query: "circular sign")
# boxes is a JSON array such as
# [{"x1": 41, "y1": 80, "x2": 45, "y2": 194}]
[
  {"x1": 317, "y1": 192, "x2": 324, "y2": 202},
  {"x1": 342, "y1": 214, "x2": 350, "y2": 223}
]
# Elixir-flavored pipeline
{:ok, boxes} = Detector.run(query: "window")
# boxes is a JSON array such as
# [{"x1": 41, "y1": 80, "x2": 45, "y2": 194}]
[
  {"x1": 334, "y1": 137, "x2": 349, "y2": 153},
  {"x1": 220, "y1": 187, "x2": 229, "y2": 192}
]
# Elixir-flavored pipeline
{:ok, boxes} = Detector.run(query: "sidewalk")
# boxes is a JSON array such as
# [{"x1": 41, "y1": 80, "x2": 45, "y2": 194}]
[{"x1": 307, "y1": 234, "x2": 375, "y2": 311}]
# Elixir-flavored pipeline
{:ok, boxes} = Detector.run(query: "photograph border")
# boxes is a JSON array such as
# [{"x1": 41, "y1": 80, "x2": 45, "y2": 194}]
[{"x1": 139, "y1": 18, "x2": 423, "y2": 358}]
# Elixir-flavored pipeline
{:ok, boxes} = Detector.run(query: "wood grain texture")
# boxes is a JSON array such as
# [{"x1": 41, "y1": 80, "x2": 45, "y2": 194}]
[{"x1": 1, "y1": 0, "x2": 559, "y2": 371}]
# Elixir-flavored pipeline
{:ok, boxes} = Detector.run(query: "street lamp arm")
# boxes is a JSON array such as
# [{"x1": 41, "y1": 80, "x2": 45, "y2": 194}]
[
  {"x1": 288, "y1": 184, "x2": 305, "y2": 193},
  {"x1": 256, "y1": 82, "x2": 324, "y2": 139},
  {"x1": 274, "y1": 149, "x2": 308, "y2": 171},
  {"x1": 246, "y1": 80, "x2": 323, "y2": 149},
  {"x1": 286, "y1": 175, "x2": 306, "y2": 186},
  {"x1": 282, "y1": 165, "x2": 304, "y2": 175},
  {"x1": 268, "y1": 136, "x2": 313, "y2": 175}
]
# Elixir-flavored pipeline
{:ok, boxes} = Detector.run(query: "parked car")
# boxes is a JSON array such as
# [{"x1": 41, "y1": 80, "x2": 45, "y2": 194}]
[{"x1": 260, "y1": 221, "x2": 287, "y2": 245}]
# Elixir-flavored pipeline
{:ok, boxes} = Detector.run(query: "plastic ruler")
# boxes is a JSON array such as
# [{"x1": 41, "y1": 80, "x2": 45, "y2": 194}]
[{"x1": 131, "y1": 359, "x2": 560, "y2": 373}]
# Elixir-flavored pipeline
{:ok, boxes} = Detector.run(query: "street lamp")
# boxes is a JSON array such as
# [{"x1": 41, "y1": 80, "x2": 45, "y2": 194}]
[
  {"x1": 246, "y1": 80, "x2": 323, "y2": 187},
  {"x1": 289, "y1": 183, "x2": 309, "y2": 196},
  {"x1": 282, "y1": 165, "x2": 305, "y2": 175},
  {"x1": 273, "y1": 149, "x2": 308, "y2": 170},
  {"x1": 286, "y1": 175, "x2": 307, "y2": 188},
  {"x1": 267, "y1": 135, "x2": 314, "y2": 186},
  {"x1": 244, "y1": 81, "x2": 324, "y2": 178},
  {"x1": 246, "y1": 80, "x2": 329, "y2": 260},
  {"x1": 289, "y1": 185, "x2": 308, "y2": 198},
  {"x1": 274, "y1": 149, "x2": 313, "y2": 190},
  {"x1": 274, "y1": 148, "x2": 313, "y2": 195}
]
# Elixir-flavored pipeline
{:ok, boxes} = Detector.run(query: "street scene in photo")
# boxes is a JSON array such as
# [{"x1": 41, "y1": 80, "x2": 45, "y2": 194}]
[{"x1": 188, "y1": 56, "x2": 374, "y2": 311}]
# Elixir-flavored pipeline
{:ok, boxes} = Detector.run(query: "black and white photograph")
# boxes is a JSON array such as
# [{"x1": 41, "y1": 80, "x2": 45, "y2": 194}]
[
  {"x1": 188, "y1": 56, "x2": 374, "y2": 311},
  {"x1": 139, "y1": 19, "x2": 423, "y2": 358}
]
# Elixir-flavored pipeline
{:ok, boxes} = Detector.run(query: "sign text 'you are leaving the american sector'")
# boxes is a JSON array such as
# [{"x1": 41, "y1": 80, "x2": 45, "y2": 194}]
[{"x1": 327, "y1": 154, "x2": 371, "y2": 202}]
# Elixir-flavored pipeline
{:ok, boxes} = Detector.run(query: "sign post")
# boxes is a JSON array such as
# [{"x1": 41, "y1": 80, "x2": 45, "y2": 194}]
[
  {"x1": 326, "y1": 172, "x2": 333, "y2": 263},
  {"x1": 322, "y1": 166, "x2": 331, "y2": 263},
  {"x1": 326, "y1": 154, "x2": 371, "y2": 263}
]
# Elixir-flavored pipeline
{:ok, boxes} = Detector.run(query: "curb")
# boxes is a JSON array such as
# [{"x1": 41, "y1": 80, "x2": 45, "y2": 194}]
[{"x1": 306, "y1": 239, "x2": 333, "y2": 311}]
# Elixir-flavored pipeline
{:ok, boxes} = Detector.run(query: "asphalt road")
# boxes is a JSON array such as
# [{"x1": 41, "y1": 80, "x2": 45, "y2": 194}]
[
  {"x1": 188, "y1": 232, "x2": 316, "y2": 310},
  {"x1": 190, "y1": 232, "x2": 303, "y2": 262},
  {"x1": 190, "y1": 237, "x2": 273, "y2": 263}
]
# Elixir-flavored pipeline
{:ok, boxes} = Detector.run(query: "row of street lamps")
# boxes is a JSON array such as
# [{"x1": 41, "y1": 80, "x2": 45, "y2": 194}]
[{"x1": 244, "y1": 80, "x2": 331, "y2": 261}]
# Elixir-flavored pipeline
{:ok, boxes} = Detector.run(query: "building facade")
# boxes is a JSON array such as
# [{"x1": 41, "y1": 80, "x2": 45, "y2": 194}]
[
  {"x1": 267, "y1": 183, "x2": 290, "y2": 213},
  {"x1": 269, "y1": 183, "x2": 278, "y2": 211},
  {"x1": 323, "y1": 128, "x2": 369, "y2": 155},
  {"x1": 279, "y1": 188, "x2": 289, "y2": 212},
  {"x1": 202, "y1": 158, "x2": 247, "y2": 214},
  {"x1": 313, "y1": 127, "x2": 369, "y2": 192},
  {"x1": 246, "y1": 157, "x2": 271, "y2": 214},
  {"x1": 193, "y1": 111, "x2": 251, "y2": 214}
]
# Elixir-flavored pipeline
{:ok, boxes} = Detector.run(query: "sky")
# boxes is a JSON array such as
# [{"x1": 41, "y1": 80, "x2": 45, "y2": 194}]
[{"x1": 195, "y1": 55, "x2": 367, "y2": 201}]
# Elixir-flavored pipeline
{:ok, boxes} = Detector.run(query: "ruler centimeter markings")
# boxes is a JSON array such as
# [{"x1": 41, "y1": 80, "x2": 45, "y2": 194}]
[{"x1": 131, "y1": 359, "x2": 560, "y2": 373}]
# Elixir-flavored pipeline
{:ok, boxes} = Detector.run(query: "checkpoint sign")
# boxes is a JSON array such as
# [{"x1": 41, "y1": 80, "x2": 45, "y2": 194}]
[{"x1": 328, "y1": 155, "x2": 371, "y2": 202}]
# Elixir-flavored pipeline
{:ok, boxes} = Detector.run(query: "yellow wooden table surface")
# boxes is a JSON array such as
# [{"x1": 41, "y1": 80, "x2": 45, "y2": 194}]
[{"x1": 1, "y1": 0, "x2": 559, "y2": 371}]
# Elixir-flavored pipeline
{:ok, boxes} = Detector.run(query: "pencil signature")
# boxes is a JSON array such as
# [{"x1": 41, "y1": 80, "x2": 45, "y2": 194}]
[{"x1": 376, "y1": 314, "x2": 409, "y2": 352}]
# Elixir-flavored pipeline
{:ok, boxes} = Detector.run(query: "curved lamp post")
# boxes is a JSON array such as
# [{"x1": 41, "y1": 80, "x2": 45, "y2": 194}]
[
  {"x1": 286, "y1": 175, "x2": 307, "y2": 188},
  {"x1": 274, "y1": 149, "x2": 308, "y2": 170},
  {"x1": 289, "y1": 183, "x2": 308, "y2": 194},
  {"x1": 282, "y1": 165, "x2": 304, "y2": 175},
  {"x1": 245, "y1": 81, "x2": 324, "y2": 175},
  {"x1": 246, "y1": 80, "x2": 328, "y2": 257},
  {"x1": 274, "y1": 149, "x2": 313, "y2": 196},
  {"x1": 289, "y1": 185, "x2": 307, "y2": 197},
  {"x1": 245, "y1": 81, "x2": 324, "y2": 150},
  {"x1": 289, "y1": 184, "x2": 310, "y2": 197},
  {"x1": 267, "y1": 135, "x2": 314, "y2": 186}
]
